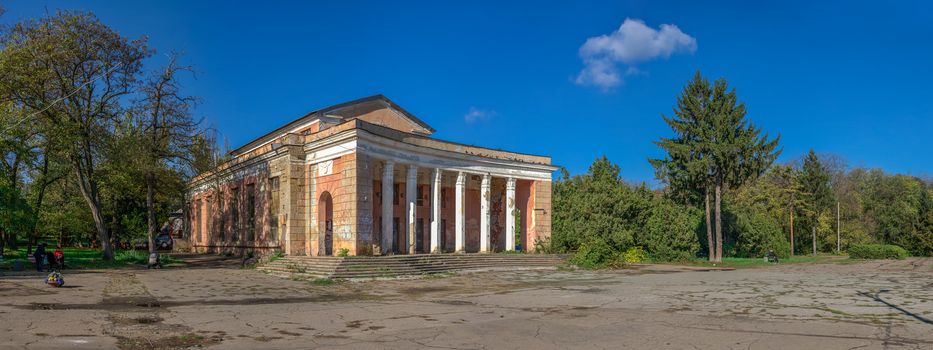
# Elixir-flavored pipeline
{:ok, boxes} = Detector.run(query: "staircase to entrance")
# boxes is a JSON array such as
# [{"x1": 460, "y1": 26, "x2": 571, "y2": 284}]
[{"x1": 257, "y1": 254, "x2": 568, "y2": 280}]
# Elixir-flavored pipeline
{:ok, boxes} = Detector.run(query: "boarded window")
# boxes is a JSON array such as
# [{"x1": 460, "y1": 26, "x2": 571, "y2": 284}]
[
  {"x1": 231, "y1": 188, "x2": 240, "y2": 242},
  {"x1": 246, "y1": 184, "x2": 255, "y2": 241},
  {"x1": 217, "y1": 194, "x2": 225, "y2": 241},
  {"x1": 194, "y1": 200, "x2": 201, "y2": 242},
  {"x1": 417, "y1": 186, "x2": 424, "y2": 207},
  {"x1": 269, "y1": 177, "x2": 280, "y2": 241}
]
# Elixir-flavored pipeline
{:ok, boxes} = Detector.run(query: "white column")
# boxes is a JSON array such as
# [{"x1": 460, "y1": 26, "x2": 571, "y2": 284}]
[
  {"x1": 430, "y1": 169, "x2": 442, "y2": 253},
  {"x1": 406, "y1": 165, "x2": 418, "y2": 254},
  {"x1": 455, "y1": 172, "x2": 466, "y2": 253},
  {"x1": 505, "y1": 177, "x2": 516, "y2": 252},
  {"x1": 380, "y1": 161, "x2": 394, "y2": 254},
  {"x1": 480, "y1": 174, "x2": 491, "y2": 253}
]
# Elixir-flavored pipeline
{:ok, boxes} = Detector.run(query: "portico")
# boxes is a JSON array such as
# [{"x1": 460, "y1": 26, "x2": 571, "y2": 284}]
[{"x1": 186, "y1": 95, "x2": 555, "y2": 257}]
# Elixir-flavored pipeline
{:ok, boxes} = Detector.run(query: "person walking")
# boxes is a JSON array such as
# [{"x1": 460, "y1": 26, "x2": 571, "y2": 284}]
[{"x1": 33, "y1": 243, "x2": 47, "y2": 272}]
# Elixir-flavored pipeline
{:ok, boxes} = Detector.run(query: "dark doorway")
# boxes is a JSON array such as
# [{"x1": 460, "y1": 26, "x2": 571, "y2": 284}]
[
  {"x1": 393, "y1": 217, "x2": 400, "y2": 253},
  {"x1": 441, "y1": 219, "x2": 447, "y2": 252},
  {"x1": 416, "y1": 218, "x2": 424, "y2": 253},
  {"x1": 319, "y1": 191, "x2": 333, "y2": 256}
]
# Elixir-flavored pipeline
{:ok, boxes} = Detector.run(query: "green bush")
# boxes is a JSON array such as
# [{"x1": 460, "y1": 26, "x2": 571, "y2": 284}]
[
  {"x1": 728, "y1": 206, "x2": 791, "y2": 258},
  {"x1": 640, "y1": 199, "x2": 701, "y2": 261},
  {"x1": 337, "y1": 248, "x2": 350, "y2": 257},
  {"x1": 570, "y1": 239, "x2": 621, "y2": 269},
  {"x1": 533, "y1": 237, "x2": 555, "y2": 254},
  {"x1": 848, "y1": 244, "x2": 908, "y2": 260},
  {"x1": 622, "y1": 246, "x2": 648, "y2": 264}
]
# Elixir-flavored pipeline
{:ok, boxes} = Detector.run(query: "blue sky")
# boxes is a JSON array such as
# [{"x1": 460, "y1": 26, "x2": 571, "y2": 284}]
[{"x1": 3, "y1": 1, "x2": 932, "y2": 184}]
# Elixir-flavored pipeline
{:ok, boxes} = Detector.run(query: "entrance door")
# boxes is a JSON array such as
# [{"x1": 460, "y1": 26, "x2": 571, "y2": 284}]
[
  {"x1": 416, "y1": 218, "x2": 424, "y2": 253},
  {"x1": 319, "y1": 192, "x2": 333, "y2": 256},
  {"x1": 393, "y1": 217, "x2": 400, "y2": 254}
]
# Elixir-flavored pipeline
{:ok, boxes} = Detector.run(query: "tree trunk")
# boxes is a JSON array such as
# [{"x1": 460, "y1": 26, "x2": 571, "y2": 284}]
[
  {"x1": 147, "y1": 172, "x2": 158, "y2": 255},
  {"x1": 714, "y1": 182, "x2": 723, "y2": 263},
  {"x1": 73, "y1": 159, "x2": 114, "y2": 260},
  {"x1": 705, "y1": 187, "x2": 714, "y2": 261},
  {"x1": 28, "y1": 156, "x2": 52, "y2": 251},
  {"x1": 812, "y1": 226, "x2": 817, "y2": 256}
]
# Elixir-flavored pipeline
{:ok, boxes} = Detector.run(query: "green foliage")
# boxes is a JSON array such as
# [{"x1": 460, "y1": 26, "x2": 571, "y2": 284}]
[
  {"x1": 642, "y1": 199, "x2": 702, "y2": 261},
  {"x1": 797, "y1": 150, "x2": 833, "y2": 232},
  {"x1": 337, "y1": 248, "x2": 350, "y2": 257},
  {"x1": 114, "y1": 250, "x2": 181, "y2": 265},
  {"x1": 0, "y1": 185, "x2": 34, "y2": 238},
  {"x1": 726, "y1": 205, "x2": 790, "y2": 258},
  {"x1": 652, "y1": 71, "x2": 782, "y2": 262},
  {"x1": 552, "y1": 157, "x2": 652, "y2": 254},
  {"x1": 533, "y1": 237, "x2": 555, "y2": 254},
  {"x1": 622, "y1": 246, "x2": 649, "y2": 264},
  {"x1": 569, "y1": 238, "x2": 622, "y2": 269},
  {"x1": 848, "y1": 244, "x2": 908, "y2": 260}
]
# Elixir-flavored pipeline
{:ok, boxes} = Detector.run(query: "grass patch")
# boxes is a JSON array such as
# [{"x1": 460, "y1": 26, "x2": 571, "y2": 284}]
[
  {"x1": 310, "y1": 278, "x2": 335, "y2": 286},
  {"x1": 1, "y1": 247, "x2": 183, "y2": 270},
  {"x1": 684, "y1": 255, "x2": 833, "y2": 268}
]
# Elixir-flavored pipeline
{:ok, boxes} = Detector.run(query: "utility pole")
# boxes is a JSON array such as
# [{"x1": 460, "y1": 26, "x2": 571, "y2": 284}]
[
  {"x1": 790, "y1": 210, "x2": 795, "y2": 256},
  {"x1": 812, "y1": 226, "x2": 817, "y2": 256},
  {"x1": 836, "y1": 201, "x2": 841, "y2": 254}
]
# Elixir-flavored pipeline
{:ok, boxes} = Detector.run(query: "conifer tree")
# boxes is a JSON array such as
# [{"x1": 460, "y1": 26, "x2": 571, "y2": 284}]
[
  {"x1": 651, "y1": 72, "x2": 715, "y2": 260},
  {"x1": 654, "y1": 71, "x2": 781, "y2": 262},
  {"x1": 796, "y1": 150, "x2": 833, "y2": 254}
]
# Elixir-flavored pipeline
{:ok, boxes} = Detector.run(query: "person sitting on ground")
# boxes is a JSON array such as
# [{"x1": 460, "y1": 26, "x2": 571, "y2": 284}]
[
  {"x1": 33, "y1": 243, "x2": 46, "y2": 272},
  {"x1": 765, "y1": 249, "x2": 779, "y2": 263},
  {"x1": 52, "y1": 247, "x2": 64, "y2": 270}
]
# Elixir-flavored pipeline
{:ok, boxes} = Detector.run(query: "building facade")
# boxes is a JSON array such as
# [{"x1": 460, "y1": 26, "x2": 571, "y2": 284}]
[{"x1": 186, "y1": 95, "x2": 556, "y2": 256}]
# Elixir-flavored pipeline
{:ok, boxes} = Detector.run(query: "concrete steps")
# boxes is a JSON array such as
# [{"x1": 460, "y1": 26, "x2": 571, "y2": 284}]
[{"x1": 256, "y1": 254, "x2": 568, "y2": 280}]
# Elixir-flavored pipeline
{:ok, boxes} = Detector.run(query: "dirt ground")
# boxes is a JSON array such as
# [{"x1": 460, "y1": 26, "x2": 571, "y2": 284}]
[{"x1": 1, "y1": 256, "x2": 931, "y2": 349}]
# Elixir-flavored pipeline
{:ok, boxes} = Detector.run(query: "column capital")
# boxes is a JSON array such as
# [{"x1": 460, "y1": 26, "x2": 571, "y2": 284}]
[
  {"x1": 506, "y1": 177, "x2": 516, "y2": 190},
  {"x1": 407, "y1": 165, "x2": 419, "y2": 179},
  {"x1": 481, "y1": 174, "x2": 491, "y2": 188},
  {"x1": 456, "y1": 171, "x2": 466, "y2": 185},
  {"x1": 384, "y1": 160, "x2": 395, "y2": 167}
]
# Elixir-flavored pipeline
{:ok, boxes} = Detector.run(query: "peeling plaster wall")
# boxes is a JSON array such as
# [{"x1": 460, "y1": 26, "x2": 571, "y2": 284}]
[
  {"x1": 530, "y1": 180, "x2": 553, "y2": 251},
  {"x1": 308, "y1": 153, "x2": 357, "y2": 256},
  {"x1": 187, "y1": 116, "x2": 555, "y2": 257}
]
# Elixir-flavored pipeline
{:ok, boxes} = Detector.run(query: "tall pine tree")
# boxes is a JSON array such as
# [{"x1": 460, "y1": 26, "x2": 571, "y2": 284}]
[
  {"x1": 653, "y1": 71, "x2": 781, "y2": 262},
  {"x1": 796, "y1": 150, "x2": 833, "y2": 254},
  {"x1": 651, "y1": 72, "x2": 715, "y2": 260}
]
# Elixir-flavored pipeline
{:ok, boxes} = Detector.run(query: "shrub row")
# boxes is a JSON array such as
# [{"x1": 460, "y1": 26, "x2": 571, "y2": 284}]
[{"x1": 848, "y1": 244, "x2": 908, "y2": 260}]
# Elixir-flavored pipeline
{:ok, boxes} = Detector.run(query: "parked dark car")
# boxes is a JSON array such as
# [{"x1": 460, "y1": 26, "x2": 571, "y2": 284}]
[
  {"x1": 132, "y1": 234, "x2": 173, "y2": 250},
  {"x1": 154, "y1": 233, "x2": 173, "y2": 250}
]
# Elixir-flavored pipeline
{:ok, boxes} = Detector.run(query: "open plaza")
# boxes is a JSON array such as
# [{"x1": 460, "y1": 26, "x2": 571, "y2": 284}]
[{"x1": 1, "y1": 256, "x2": 932, "y2": 349}]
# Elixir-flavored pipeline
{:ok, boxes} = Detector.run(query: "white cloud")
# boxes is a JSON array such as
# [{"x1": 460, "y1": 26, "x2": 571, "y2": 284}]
[
  {"x1": 575, "y1": 18, "x2": 697, "y2": 89},
  {"x1": 464, "y1": 107, "x2": 496, "y2": 123}
]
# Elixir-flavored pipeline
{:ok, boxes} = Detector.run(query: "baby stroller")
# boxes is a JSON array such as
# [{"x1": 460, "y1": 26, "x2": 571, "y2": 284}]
[
  {"x1": 50, "y1": 248, "x2": 65, "y2": 270},
  {"x1": 147, "y1": 252, "x2": 162, "y2": 269}
]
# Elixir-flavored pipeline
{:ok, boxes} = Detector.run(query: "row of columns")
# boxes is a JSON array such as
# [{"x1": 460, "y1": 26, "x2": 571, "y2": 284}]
[{"x1": 379, "y1": 160, "x2": 517, "y2": 254}]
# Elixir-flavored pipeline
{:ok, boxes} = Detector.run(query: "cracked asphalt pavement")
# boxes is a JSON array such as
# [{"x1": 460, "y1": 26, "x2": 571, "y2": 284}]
[{"x1": 1, "y1": 256, "x2": 931, "y2": 349}]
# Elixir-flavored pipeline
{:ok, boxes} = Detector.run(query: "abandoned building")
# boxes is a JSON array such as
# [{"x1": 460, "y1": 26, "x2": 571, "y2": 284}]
[{"x1": 186, "y1": 95, "x2": 556, "y2": 256}]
